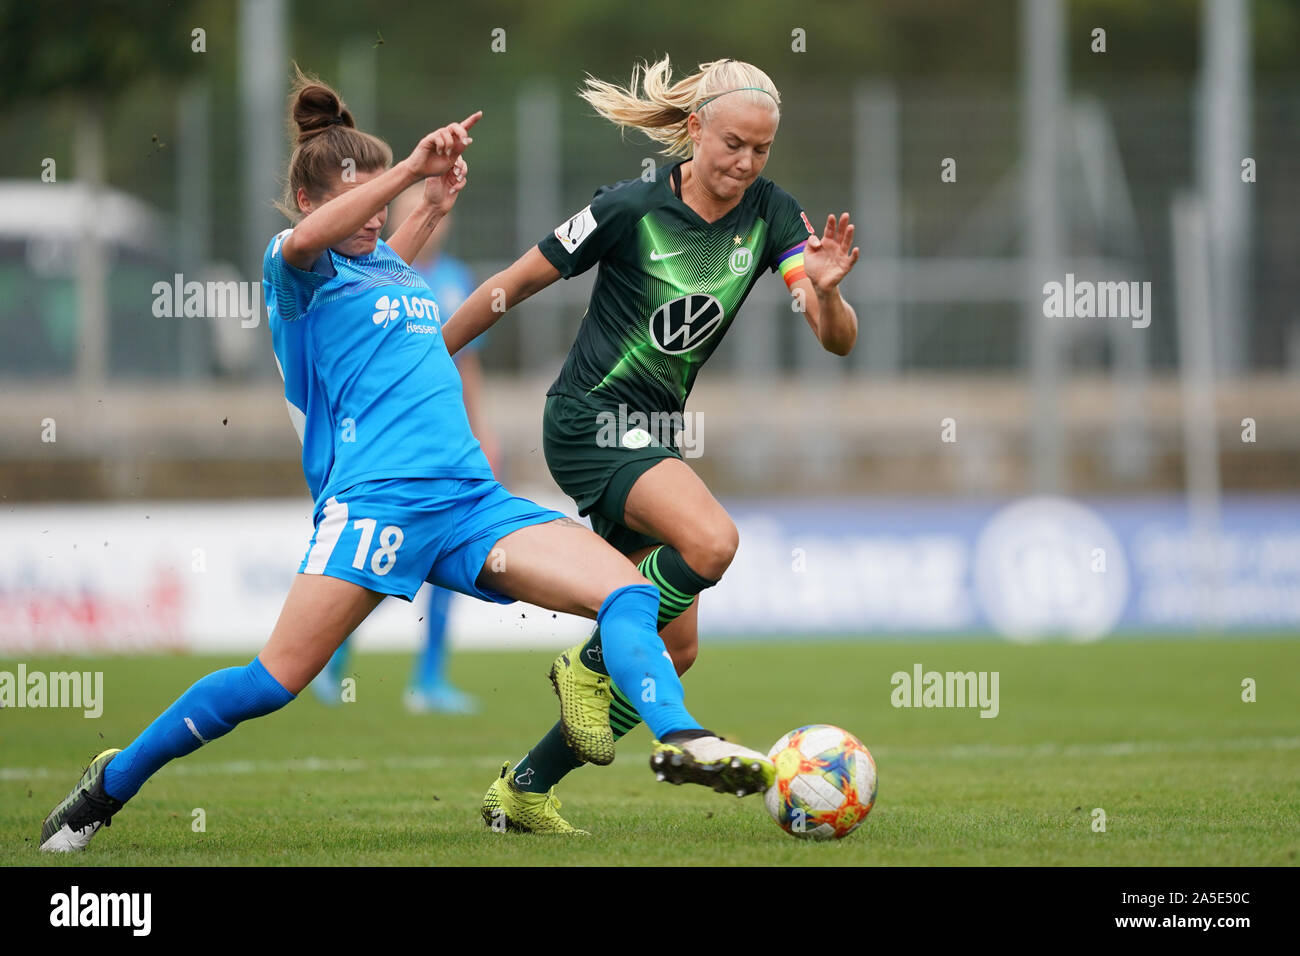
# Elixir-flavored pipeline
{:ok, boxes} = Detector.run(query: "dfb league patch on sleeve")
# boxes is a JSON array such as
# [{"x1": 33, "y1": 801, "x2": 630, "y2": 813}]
[
  {"x1": 555, "y1": 205, "x2": 598, "y2": 254},
  {"x1": 800, "y1": 211, "x2": 815, "y2": 235}
]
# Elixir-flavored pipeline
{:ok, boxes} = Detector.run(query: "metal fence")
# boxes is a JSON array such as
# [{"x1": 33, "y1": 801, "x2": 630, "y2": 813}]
[{"x1": 3, "y1": 80, "x2": 1295, "y2": 385}]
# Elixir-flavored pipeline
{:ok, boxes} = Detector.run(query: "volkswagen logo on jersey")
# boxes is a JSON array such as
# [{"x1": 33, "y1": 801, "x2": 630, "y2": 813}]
[
  {"x1": 372, "y1": 295, "x2": 402, "y2": 328},
  {"x1": 729, "y1": 246, "x2": 753, "y2": 276},
  {"x1": 649, "y1": 294, "x2": 725, "y2": 354}
]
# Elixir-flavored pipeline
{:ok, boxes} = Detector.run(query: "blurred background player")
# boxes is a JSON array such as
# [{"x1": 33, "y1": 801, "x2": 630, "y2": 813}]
[{"x1": 310, "y1": 188, "x2": 501, "y2": 715}]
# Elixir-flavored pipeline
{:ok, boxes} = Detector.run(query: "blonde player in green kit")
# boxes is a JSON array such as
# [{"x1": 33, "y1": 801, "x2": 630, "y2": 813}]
[{"x1": 444, "y1": 56, "x2": 861, "y2": 833}]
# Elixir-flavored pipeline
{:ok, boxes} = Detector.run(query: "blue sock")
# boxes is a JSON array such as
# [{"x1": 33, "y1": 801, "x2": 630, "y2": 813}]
[
  {"x1": 103, "y1": 657, "x2": 295, "y2": 803},
  {"x1": 413, "y1": 586, "x2": 453, "y2": 689},
  {"x1": 597, "y1": 584, "x2": 699, "y2": 740}
]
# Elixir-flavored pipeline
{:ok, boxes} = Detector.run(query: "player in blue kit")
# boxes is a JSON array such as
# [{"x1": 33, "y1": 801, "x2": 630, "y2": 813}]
[
  {"x1": 38, "y1": 70, "x2": 775, "y2": 851},
  {"x1": 309, "y1": 192, "x2": 497, "y2": 715}
]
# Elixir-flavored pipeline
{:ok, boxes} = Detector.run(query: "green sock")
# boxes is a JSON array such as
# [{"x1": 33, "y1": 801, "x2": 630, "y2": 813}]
[
  {"x1": 609, "y1": 681, "x2": 641, "y2": 740},
  {"x1": 640, "y1": 546, "x2": 708, "y2": 629},
  {"x1": 511, "y1": 546, "x2": 715, "y2": 792},
  {"x1": 577, "y1": 624, "x2": 608, "y2": 676},
  {"x1": 511, "y1": 722, "x2": 583, "y2": 793}
]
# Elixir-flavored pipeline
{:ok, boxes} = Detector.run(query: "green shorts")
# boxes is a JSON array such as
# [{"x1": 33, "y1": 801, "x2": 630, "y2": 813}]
[{"x1": 541, "y1": 391, "x2": 681, "y2": 555}]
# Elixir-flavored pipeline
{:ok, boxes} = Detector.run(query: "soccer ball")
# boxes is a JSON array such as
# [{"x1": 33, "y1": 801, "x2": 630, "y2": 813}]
[{"x1": 764, "y1": 724, "x2": 877, "y2": 840}]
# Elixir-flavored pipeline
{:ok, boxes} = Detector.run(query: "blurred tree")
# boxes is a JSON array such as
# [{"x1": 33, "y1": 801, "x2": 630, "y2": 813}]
[
  {"x1": 0, "y1": 0, "x2": 201, "y2": 384},
  {"x1": 0, "y1": 0, "x2": 200, "y2": 104}
]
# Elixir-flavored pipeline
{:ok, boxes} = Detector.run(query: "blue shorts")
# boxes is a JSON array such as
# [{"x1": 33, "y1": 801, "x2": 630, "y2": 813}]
[{"x1": 298, "y1": 477, "x2": 567, "y2": 602}]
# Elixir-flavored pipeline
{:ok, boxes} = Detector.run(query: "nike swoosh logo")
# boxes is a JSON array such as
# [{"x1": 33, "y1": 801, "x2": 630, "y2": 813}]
[{"x1": 649, "y1": 250, "x2": 684, "y2": 261}]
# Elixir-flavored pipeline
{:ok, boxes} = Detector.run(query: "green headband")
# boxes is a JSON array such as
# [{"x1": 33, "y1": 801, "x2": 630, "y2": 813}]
[{"x1": 694, "y1": 86, "x2": 778, "y2": 112}]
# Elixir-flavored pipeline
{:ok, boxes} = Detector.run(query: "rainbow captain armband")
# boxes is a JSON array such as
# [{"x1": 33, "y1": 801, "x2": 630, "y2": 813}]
[{"x1": 776, "y1": 242, "x2": 807, "y2": 289}]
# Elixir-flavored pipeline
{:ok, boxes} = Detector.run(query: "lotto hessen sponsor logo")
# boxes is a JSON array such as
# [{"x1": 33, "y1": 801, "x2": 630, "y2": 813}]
[
  {"x1": 649, "y1": 294, "x2": 725, "y2": 354},
  {"x1": 372, "y1": 294, "x2": 440, "y2": 332},
  {"x1": 372, "y1": 295, "x2": 401, "y2": 326}
]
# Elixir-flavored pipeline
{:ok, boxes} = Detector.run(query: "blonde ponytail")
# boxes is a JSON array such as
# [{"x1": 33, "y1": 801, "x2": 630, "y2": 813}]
[{"x1": 580, "y1": 55, "x2": 780, "y2": 157}]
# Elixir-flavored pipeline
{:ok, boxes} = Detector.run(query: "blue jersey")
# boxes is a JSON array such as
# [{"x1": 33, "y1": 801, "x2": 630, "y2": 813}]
[
  {"x1": 415, "y1": 255, "x2": 482, "y2": 355},
  {"x1": 263, "y1": 231, "x2": 493, "y2": 515}
]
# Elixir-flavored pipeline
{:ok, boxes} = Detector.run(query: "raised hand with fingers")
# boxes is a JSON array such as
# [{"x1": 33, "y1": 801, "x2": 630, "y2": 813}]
[
  {"x1": 405, "y1": 111, "x2": 482, "y2": 180},
  {"x1": 423, "y1": 155, "x2": 469, "y2": 215},
  {"x1": 803, "y1": 212, "x2": 860, "y2": 294}
]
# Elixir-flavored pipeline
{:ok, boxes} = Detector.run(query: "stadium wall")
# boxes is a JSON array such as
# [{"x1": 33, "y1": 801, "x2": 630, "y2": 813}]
[
  {"x1": 1, "y1": 494, "x2": 1296, "y2": 656},
  {"x1": 2, "y1": 376, "x2": 1299, "y2": 500}
]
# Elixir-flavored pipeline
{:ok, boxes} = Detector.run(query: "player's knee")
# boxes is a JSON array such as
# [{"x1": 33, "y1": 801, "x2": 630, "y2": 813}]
[{"x1": 681, "y1": 518, "x2": 739, "y2": 581}]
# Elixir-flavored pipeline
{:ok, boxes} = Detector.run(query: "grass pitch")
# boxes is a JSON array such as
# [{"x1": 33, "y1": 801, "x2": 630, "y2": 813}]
[{"x1": 3, "y1": 637, "x2": 1298, "y2": 866}]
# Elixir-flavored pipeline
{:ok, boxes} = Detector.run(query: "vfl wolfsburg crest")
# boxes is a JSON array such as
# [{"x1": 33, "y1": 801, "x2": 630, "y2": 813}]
[
  {"x1": 729, "y1": 246, "x2": 753, "y2": 276},
  {"x1": 649, "y1": 294, "x2": 725, "y2": 354}
]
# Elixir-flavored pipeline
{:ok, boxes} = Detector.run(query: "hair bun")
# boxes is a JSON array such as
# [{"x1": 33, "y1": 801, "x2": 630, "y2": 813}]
[
  {"x1": 279, "y1": 65, "x2": 393, "y2": 223},
  {"x1": 291, "y1": 80, "x2": 356, "y2": 142}
]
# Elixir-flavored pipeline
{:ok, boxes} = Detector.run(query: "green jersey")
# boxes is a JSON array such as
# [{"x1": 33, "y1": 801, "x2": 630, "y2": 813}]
[{"x1": 538, "y1": 160, "x2": 814, "y2": 415}]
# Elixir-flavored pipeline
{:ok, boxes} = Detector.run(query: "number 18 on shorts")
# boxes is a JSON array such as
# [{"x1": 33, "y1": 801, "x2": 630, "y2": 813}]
[
  {"x1": 297, "y1": 476, "x2": 567, "y2": 602},
  {"x1": 300, "y1": 493, "x2": 414, "y2": 595}
]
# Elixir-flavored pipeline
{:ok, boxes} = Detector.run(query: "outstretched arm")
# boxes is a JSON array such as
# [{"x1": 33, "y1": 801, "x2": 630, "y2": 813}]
[
  {"x1": 388, "y1": 155, "x2": 469, "y2": 264},
  {"x1": 793, "y1": 212, "x2": 860, "y2": 356},
  {"x1": 281, "y1": 112, "x2": 480, "y2": 270},
  {"x1": 442, "y1": 245, "x2": 562, "y2": 356}
]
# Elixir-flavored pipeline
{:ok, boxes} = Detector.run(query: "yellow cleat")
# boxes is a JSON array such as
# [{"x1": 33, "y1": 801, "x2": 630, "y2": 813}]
[
  {"x1": 549, "y1": 643, "x2": 615, "y2": 766},
  {"x1": 480, "y1": 763, "x2": 589, "y2": 835}
]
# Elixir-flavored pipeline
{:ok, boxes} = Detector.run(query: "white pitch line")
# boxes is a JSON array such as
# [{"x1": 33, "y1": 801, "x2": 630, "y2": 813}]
[
  {"x1": 0, "y1": 754, "x2": 505, "y2": 782},
  {"x1": 2, "y1": 736, "x2": 1297, "y2": 783},
  {"x1": 872, "y1": 735, "x2": 1300, "y2": 761}
]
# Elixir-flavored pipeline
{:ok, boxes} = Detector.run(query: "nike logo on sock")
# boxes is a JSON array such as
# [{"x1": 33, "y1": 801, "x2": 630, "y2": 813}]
[{"x1": 184, "y1": 717, "x2": 207, "y2": 745}]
